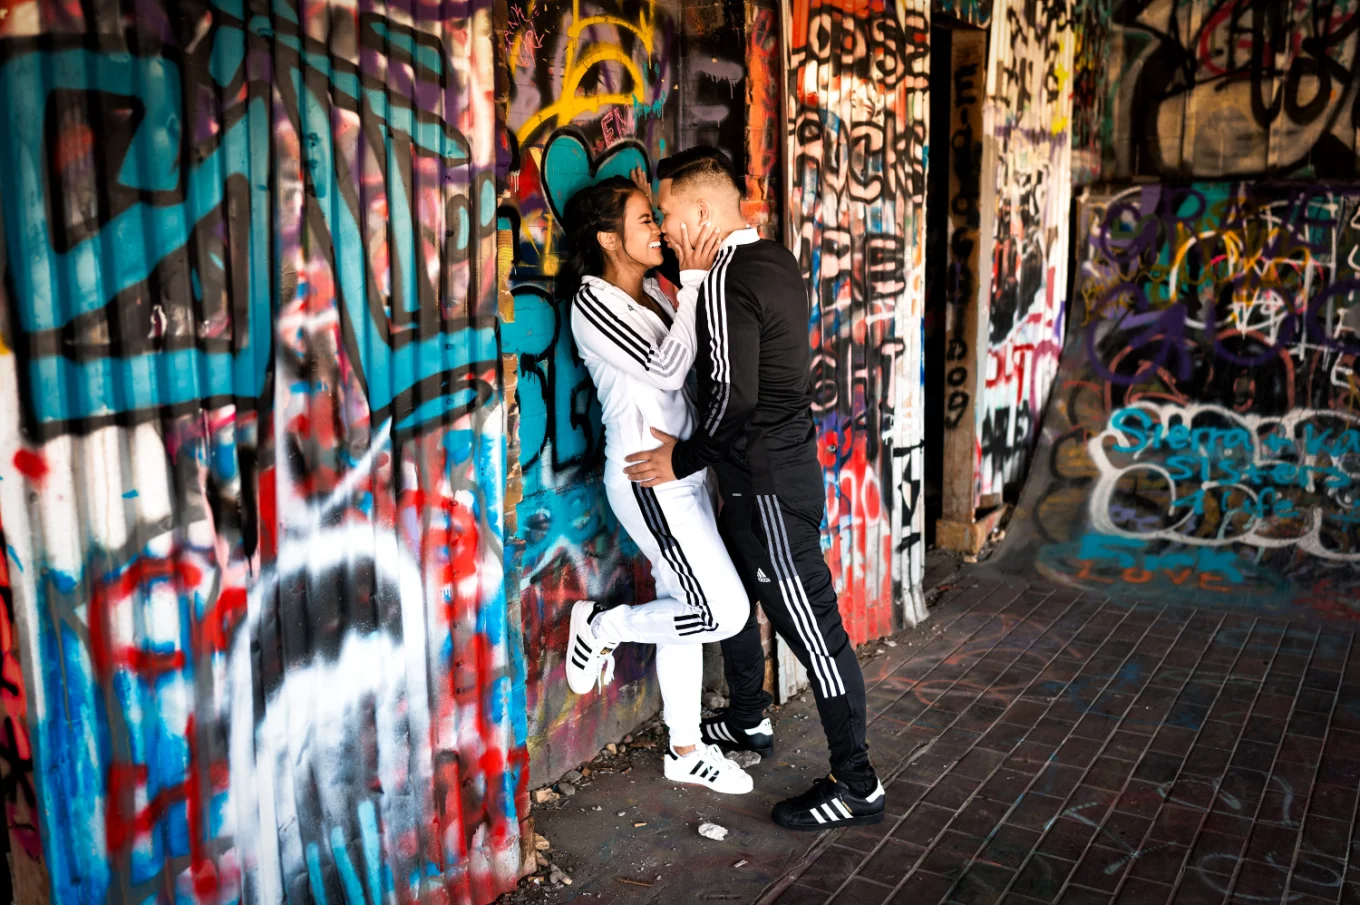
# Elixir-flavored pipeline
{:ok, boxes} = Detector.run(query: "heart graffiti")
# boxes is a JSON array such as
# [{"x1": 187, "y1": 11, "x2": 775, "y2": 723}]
[{"x1": 540, "y1": 127, "x2": 652, "y2": 222}]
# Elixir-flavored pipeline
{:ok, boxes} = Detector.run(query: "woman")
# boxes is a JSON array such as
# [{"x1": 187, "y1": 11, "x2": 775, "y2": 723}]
[{"x1": 557, "y1": 175, "x2": 754, "y2": 795}]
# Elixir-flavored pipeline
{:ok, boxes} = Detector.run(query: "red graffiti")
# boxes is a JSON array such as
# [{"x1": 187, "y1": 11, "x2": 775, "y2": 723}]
[
  {"x1": 600, "y1": 106, "x2": 634, "y2": 145},
  {"x1": 257, "y1": 466, "x2": 279, "y2": 560},
  {"x1": 195, "y1": 586, "x2": 248, "y2": 655},
  {"x1": 185, "y1": 716, "x2": 220, "y2": 898},
  {"x1": 105, "y1": 763, "x2": 187, "y2": 853},
  {"x1": 88, "y1": 555, "x2": 200, "y2": 680},
  {"x1": 54, "y1": 121, "x2": 94, "y2": 172},
  {"x1": 11, "y1": 449, "x2": 48, "y2": 484}
]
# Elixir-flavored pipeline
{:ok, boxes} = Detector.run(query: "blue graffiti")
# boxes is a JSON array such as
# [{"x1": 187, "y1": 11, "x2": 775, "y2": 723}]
[
  {"x1": 500, "y1": 285, "x2": 636, "y2": 565},
  {"x1": 0, "y1": 8, "x2": 495, "y2": 436},
  {"x1": 1110, "y1": 407, "x2": 1360, "y2": 459},
  {"x1": 500, "y1": 286, "x2": 600, "y2": 476},
  {"x1": 539, "y1": 129, "x2": 649, "y2": 222},
  {"x1": 1076, "y1": 533, "x2": 1248, "y2": 582}
]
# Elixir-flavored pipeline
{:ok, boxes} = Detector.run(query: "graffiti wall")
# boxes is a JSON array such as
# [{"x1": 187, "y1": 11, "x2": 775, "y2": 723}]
[
  {"x1": 1091, "y1": 0, "x2": 1360, "y2": 181},
  {"x1": 1069, "y1": 0, "x2": 1111, "y2": 183},
  {"x1": 677, "y1": 0, "x2": 748, "y2": 165},
  {"x1": 785, "y1": 0, "x2": 931, "y2": 640},
  {"x1": 744, "y1": 0, "x2": 781, "y2": 237},
  {"x1": 0, "y1": 2, "x2": 528, "y2": 904},
  {"x1": 499, "y1": 0, "x2": 684, "y2": 780},
  {"x1": 0, "y1": 491, "x2": 44, "y2": 902},
  {"x1": 974, "y1": 0, "x2": 1075, "y2": 500},
  {"x1": 939, "y1": 28, "x2": 987, "y2": 525},
  {"x1": 933, "y1": 0, "x2": 992, "y2": 28},
  {"x1": 999, "y1": 183, "x2": 1360, "y2": 614}
]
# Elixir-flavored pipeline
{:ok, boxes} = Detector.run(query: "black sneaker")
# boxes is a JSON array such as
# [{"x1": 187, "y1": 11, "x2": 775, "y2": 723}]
[
  {"x1": 771, "y1": 775, "x2": 886, "y2": 830},
  {"x1": 700, "y1": 711, "x2": 774, "y2": 756}
]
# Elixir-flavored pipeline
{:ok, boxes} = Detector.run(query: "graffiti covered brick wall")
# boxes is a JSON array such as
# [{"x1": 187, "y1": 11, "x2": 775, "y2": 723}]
[
  {"x1": 677, "y1": 0, "x2": 748, "y2": 166},
  {"x1": 0, "y1": 1, "x2": 528, "y2": 903},
  {"x1": 499, "y1": 0, "x2": 687, "y2": 780},
  {"x1": 785, "y1": 0, "x2": 931, "y2": 640},
  {"x1": 1001, "y1": 184, "x2": 1360, "y2": 612},
  {"x1": 974, "y1": 0, "x2": 1076, "y2": 503}
]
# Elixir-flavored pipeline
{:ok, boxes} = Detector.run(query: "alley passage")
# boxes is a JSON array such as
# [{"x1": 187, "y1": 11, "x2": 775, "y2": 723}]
[{"x1": 767, "y1": 574, "x2": 1359, "y2": 905}]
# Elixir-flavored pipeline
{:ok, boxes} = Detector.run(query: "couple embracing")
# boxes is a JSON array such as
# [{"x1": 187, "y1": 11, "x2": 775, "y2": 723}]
[{"x1": 556, "y1": 149, "x2": 887, "y2": 829}]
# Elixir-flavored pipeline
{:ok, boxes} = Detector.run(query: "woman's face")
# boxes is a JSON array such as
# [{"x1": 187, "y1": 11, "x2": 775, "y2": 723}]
[{"x1": 610, "y1": 190, "x2": 664, "y2": 270}]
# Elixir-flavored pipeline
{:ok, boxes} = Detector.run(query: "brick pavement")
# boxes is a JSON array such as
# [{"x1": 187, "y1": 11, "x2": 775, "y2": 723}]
[{"x1": 767, "y1": 573, "x2": 1360, "y2": 905}]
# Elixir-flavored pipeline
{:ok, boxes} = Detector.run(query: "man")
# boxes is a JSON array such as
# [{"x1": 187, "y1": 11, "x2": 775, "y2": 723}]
[{"x1": 625, "y1": 148, "x2": 886, "y2": 829}]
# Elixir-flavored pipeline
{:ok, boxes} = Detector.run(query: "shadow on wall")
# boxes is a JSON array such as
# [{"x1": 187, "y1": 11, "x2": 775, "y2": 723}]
[{"x1": 0, "y1": 3, "x2": 528, "y2": 905}]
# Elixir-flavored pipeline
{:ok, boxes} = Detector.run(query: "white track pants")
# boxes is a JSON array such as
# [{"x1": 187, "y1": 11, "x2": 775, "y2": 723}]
[{"x1": 600, "y1": 474, "x2": 750, "y2": 747}]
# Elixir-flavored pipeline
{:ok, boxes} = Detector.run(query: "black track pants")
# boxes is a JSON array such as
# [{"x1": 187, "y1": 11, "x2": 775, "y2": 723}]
[{"x1": 717, "y1": 488, "x2": 876, "y2": 792}]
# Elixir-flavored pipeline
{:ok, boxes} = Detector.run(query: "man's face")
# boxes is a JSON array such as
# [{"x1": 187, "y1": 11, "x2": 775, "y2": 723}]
[{"x1": 656, "y1": 179, "x2": 705, "y2": 251}]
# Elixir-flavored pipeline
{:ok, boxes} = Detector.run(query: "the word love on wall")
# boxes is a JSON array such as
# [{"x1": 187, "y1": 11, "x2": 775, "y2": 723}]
[
  {"x1": 0, "y1": 2, "x2": 528, "y2": 905},
  {"x1": 999, "y1": 183, "x2": 1360, "y2": 615}
]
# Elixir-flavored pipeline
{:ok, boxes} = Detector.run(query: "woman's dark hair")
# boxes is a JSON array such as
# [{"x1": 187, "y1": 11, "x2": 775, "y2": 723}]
[{"x1": 555, "y1": 176, "x2": 643, "y2": 299}]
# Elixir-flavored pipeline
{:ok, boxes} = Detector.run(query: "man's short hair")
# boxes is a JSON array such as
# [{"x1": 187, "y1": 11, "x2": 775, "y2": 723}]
[{"x1": 657, "y1": 147, "x2": 742, "y2": 199}]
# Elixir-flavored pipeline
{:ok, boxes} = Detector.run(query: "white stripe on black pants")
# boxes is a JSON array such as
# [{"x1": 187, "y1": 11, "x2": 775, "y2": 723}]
[
  {"x1": 716, "y1": 488, "x2": 876, "y2": 794},
  {"x1": 596, "y1": 472, "x2": 749, "y2": 748}
]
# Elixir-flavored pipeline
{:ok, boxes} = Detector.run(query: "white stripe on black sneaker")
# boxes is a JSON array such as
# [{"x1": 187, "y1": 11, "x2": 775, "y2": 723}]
[
  {"x1": 810, "y1": 809, "x2": 825, "y2": 824},
  {"x1": 833, "y1": 799, "x2": 853, "y2": 819}
]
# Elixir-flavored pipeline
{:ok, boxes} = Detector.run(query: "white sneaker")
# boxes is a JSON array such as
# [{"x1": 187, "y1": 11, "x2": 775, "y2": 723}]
[
  {"x1": 663, "y1": 743, "x2": 754, "y2": 795},
  {"x1": 566, "y1": 601, "x2": 616, "y2": 695}
]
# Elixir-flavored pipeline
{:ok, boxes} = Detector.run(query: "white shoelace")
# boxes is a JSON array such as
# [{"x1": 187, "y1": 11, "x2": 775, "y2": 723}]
[
  {"x1": 597, "y1": 647, "x2": 616, "y2": 691},
  {"x1": 700, "y1": 743, "x2": 740, "y2": 773}
]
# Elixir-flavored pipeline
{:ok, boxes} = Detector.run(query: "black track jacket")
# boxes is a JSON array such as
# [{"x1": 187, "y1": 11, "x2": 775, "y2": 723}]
[{"x1": 670, "y1": 228, "x2": 821, "y2": 496}]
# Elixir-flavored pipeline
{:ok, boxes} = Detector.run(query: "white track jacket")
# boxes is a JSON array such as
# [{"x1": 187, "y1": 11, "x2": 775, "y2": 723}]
[{"x1": 570, "y1": 271, "x2": 707, "y2": 484}]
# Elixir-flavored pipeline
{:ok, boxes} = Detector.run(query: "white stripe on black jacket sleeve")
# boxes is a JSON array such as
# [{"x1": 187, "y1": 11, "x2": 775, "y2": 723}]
[
  {"x1": 670, "y1": 250, "x2": 758, "y2": 480},
  {"x1": 569, "y1": 273, "x2": 704, "y2": 391}
]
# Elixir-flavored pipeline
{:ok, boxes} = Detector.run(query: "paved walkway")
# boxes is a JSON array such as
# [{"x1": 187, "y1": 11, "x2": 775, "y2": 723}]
[
  {"x1": 772, "y1": 575, "x2": 1359, "y2": 905},
  {"x1": 513, "y1": 571, "x2": 1360, "y2": 905}
]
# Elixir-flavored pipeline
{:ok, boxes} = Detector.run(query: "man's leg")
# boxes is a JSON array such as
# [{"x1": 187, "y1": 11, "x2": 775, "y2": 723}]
[
  {"x1": 750, "y1": 492, "x2": 876, "y2": 793},
  {"x1": 716, "y1": 497, "x2": 774, "y2": 728}
]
